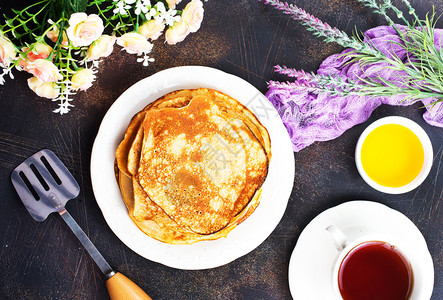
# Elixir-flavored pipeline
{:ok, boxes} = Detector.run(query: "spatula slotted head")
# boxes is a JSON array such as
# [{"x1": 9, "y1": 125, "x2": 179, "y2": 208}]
[{"x1": 11, "y1": 149, "x2": 80, "y2": 222}]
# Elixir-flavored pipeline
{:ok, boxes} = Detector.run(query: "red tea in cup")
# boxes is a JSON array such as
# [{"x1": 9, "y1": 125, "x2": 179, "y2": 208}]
[{"x1": 338, "y1": 241, "x2": 413, "y2": 300}]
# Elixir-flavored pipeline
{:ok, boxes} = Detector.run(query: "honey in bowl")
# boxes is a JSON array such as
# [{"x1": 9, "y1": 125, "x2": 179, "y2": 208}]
[
  {"x1": 338, "y1": 241, "x2": 414, "y2": 300},
  {"x1": 355, "y1": 116, "x2": 433, "y2": 194},
  {"x1": 360, "y1": 123, "x2": 424, "y2": 188}
]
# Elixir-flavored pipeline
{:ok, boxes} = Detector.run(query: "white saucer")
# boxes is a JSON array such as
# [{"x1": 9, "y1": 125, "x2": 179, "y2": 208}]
[{"x1": 288, "y1": 200, "x2": 434, "y2": 299}]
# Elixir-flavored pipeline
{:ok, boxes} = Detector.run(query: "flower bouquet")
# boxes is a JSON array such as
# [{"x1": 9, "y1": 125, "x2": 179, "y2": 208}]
[
  {"x1": 262, "y1": 0, "x2": 443, "y2": 151},
  {"x1": 0, "y1": 0, "x2": 204, "y2": 114}
]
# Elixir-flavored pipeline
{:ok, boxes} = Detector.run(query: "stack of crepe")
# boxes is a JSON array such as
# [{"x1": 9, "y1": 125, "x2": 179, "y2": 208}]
[{"x1": 115, "y1": 88, "x2": 271, "y2": 244}]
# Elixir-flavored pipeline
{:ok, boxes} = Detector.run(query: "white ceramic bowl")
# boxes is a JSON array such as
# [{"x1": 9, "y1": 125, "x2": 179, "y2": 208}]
[{"x1": 355, "y1": 116, "x2": 433, "y2": 194}]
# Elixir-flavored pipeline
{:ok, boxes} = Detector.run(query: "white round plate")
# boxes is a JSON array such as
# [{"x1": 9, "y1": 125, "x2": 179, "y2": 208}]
[
  {"x1": 91, "y1": 66, "x2": 295, "y2": 270},
  {"x1": 288, "y1": 200, "x2": 434, "y2": 299}
]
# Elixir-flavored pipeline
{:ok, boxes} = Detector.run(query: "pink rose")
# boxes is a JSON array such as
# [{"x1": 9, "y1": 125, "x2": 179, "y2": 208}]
[
  {"x1": 67, "y1": 13, "x2": 104, "y2": 47},
  {"x1": 0, "y1": 34, "x2": 17, "y2": 67},
  {"x1": 182, "y1": 0, "x2": 204, "y2": 33},
  {"x1": 24, "y1": 59, "x2": 62, "y2": 83},
  {"x1": 47, "y1": 26, "x2": 69, "y2": 46},
  {"x1": 19, "y1": 43, "x2": 54, "y2": 71},
  {"x1": 22, "y1": 43, "x2": 53, "y2": 61},
  {"x1": 117, "y1": 32, "x2": 153, "y2": 55},
  {"x1": 28, "y1": 77, "x2": 60, "y2": 99},
  {"x1": 138, "y1": 20, "x2": 165, "y2": 40},
  {"x1": 165, "y1": 19, "x2": 190, "y2": 45},
  {"x1": 86, "y1": 35, "x2": 116, "y2": 60},
  {"x1": 166, "y1": 0, "x2": 182, "y2": 9},
  {"x1": 71, "y1": 68, "x2": 95, "y2": 91}
]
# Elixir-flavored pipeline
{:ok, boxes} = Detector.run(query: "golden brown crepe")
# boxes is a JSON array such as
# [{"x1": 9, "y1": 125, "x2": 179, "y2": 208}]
[{"x1": 115, "y1": 88, "x2": 271, "y2": 244}]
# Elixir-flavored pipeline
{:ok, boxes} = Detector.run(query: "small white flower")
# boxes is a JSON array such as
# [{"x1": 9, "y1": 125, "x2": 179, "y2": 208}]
[
  {"x1": 135, "y1": 0, "x2": 149, "y2": 15},
  {"x1": 53, "y1": 83, "x2": 76, "y2": 115},
  {"x1": 152, "y1": 2, "x2": 179, "y2": 26},
  {"x1": 145, "y1": 7, "x2": 157, "y2": 20},
  {"x1": 92, "y1": 60, "x2": 100, "y2": 68},
  {"x1": 137, "y1": 53, "x2": 155, "y2": 67},
  {"x1": 125, "y1": 0, "x2": 137, "y2": 4},
  {"x1": 162, "y1": 9, "x2": 180, "y2": 26},
  {"x1": 0, "y1": 68, "x2": 13, "y2": 85},
  {"x1": 53, "y1": 99, "x2": 74, "y2": 115},
  {"x1": 156, "y1": 2, "x2": 166, "y2": 14},
  {"x1": 113, "y1": 1, "x2": 131, "y2": 15}
]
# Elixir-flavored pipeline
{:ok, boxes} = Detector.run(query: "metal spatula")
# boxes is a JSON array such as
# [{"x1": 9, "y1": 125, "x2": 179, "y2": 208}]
[{"x1": 11, "y1": 149, "x2": 151, "y2": 300}]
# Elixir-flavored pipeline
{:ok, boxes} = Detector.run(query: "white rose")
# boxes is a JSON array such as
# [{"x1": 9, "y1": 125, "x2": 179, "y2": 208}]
[
  {"x1": 181, "y1": 0, "x2": 204, "y2": 33},
  {"x1": 166, "y1": 0, "x2": 182, "y2": 9},
  {"x1": 117, "y1": 32, "x2": 153, "y2": 55},
  {"x1": 138, "y1": 20, "x2": 165, "y2": 40},
  {"x1": 46, "y1": 26, "x2": 69, "y2": 46},
  {"x1": 86, "y1": 35, "x2": 116, "y2": 60},
  {"x1": 71, "y1": 68, "x2": 95, "y2": 91},
  {"x1": 0, "y1": 34, "x2": 17, "y2": 67},
  {"x1": 24, "y1": 59, "x2": 62, "y2": 83},
  {"x1": 165, "y1": 19, "x2": 190, "y2": 45},
  {"x1": 28, "y1": 77, "x2": 60, "y2": 99},
  {"x1": 67, "y1": 13, "x2": 104, "y2": 47},
  {"x1": 19, "y1": 43, "x2": 53, "y2": 71},
  {"x1": 22, "y1": 43, "x2": 53, "y2": 61}
]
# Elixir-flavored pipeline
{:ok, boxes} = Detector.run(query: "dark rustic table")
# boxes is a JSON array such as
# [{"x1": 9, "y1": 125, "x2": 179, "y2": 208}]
[{"x1": 0, "y1": 0, "x2": 441, "y2": 299}]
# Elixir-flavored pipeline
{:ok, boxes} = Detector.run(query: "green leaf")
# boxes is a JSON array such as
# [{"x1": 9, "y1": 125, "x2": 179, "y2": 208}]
[
  {"x1": 76, "y1": 0, "x2": 89, "y2": 12},
  {"x1": 11, "y1": 8, "x2": 21, "y2": 15}
]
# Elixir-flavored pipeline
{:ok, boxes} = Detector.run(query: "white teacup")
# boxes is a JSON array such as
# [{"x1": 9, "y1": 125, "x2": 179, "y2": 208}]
[{"x1": 326, "y1": 225, "x2": 430, "y2": 300}]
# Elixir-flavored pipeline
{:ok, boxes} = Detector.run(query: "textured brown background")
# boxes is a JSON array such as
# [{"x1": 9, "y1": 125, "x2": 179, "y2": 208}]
[{"x1": 0, "y1": 0, "x2": 442, "y2": 299}]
